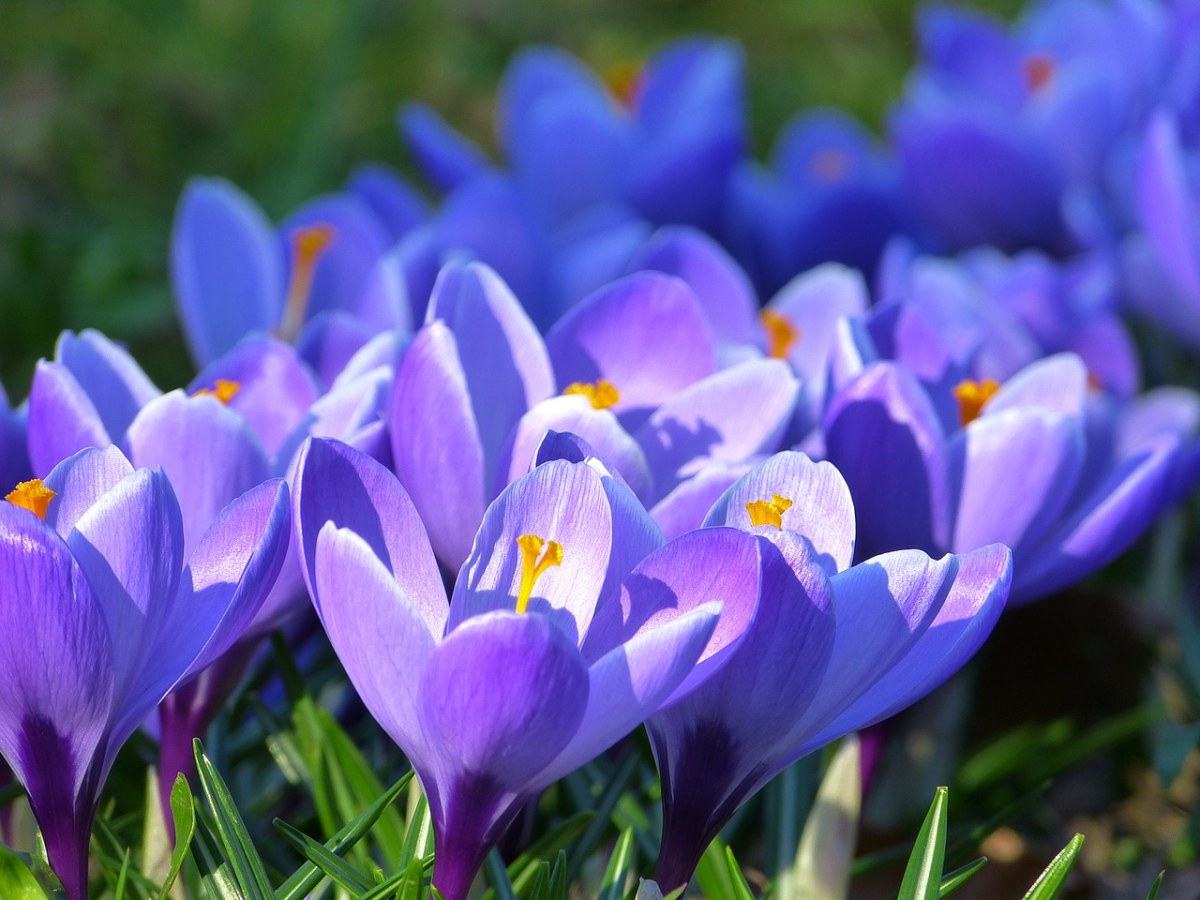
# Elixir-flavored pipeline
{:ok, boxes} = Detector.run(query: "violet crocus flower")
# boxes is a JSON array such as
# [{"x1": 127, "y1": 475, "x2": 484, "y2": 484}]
[
  {"x1": 0, "y1": 382, "x2": 30, "y2": 490},
  {"x1": 891, "y1": 0, "x2": 1169, "y2": 253},
  {"x1": 824, "y1": 351, "x2": 1199, "y2": 602},
  {"x1": 171, "y1": 175, "x2": 414, "y2": 369},
  {"x1": 645, "y1": 451, "x2": 1011, "y2": 892},
  {"x1": 294, "y1": 437, "x2": 763, "y2": 899},
  {"x1": 0, "y1": 445, "x2": 289, "y2": 900}
]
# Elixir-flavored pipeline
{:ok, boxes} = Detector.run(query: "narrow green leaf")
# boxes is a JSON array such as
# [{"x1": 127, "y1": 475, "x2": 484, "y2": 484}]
[
  {"x1": 114, "y1": 848, "x2": 132, "y2": 900},
  {"x1": 357, "y1": 855, "x2": 435, "y2": 900},
  {"x1": 274, "y1": 772, "x2": 412, "y2": 900},
  {"x1": 190, "y1": 814, "x2": 246, "y2": 900},
  {"x1": 898, "y1": 787, "x2": 950, "y2": 900},
  {"x1": 1021, "y1": 834, "x2": 1084, "y2": 900},
  {"x1": 394, "y1": 856, "x2": 428, "y2": 900},
  {"x1": 399, "y1": 782, "x2": 434, "y2": 866},
  {"x1": 156, "y1": 774, "x2": 197, "y2": 900},
  {"x1": 724, "y1": 846, "x2": 756, "y2": 900},
  {"x1": 1145, "y1": 870, "x2": 1165, "y2": 900},
  {"x1": 791, "y1": 737, "x2": 860, "y2": 900},
  {"x1": 193, "y1": 739, "x2": 274, "y2": 900},
  {"x1": 272, "y1": 818, "x2": 373, "y2": 893},
  {"x1": 0, "y1": 843, "x2": 49, "y2": 899},
  {"x1": 567, "y1": 750, "x2": 640, "y2": 880},
  {"x1": 938, "y1": 857, "x2": 987, "y2": 897},
  {"x1": 598, "y1": 829, "x2": 637, "y2": 900},
  {"x1": 693, "y1": 836, "x2": 739, "y2": 900},
  {"x1": 547, "y1": 850, "x2": 568, "y2": 899},
  {"x1": 484, "y1": 848, "x2": 519, "y2": 900},
  {"x1": 478, "y1": 812, "x2": 592, "y2": 900}
]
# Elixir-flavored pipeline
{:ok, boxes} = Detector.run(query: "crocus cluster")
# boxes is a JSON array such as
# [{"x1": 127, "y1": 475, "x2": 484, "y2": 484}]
[{"x1": 4, "y1": 1, "x2": 1200, "y2": 896}]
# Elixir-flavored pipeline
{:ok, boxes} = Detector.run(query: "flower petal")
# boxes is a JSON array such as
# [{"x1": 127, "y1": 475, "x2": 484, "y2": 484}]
[
  {"x1": 27, "y1": 361, "x2": 114, "y2": 478},
  {"x1": 43, "y1": 446, "x2": 135, "y2": 539},
  {"x1": 649, "y1": 463, "x2": 749, "y2": 541}
]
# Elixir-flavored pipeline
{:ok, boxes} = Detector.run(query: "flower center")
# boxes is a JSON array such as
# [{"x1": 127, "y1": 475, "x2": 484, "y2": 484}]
[
  {"x1": 192, "y1": 378, "x2": 241, "y2": 404},
  {"x1": 515, "y1": 534, "x2": 564, "y2": 614},
  {"x1": 6, "y1": 479, "x2": 56, "y2": 520},
  {"x1": 604, "y1": 61, "x2": 644, "y2": 109},
  {"x1": 1023, "y1": 54, "x2": 1054, "y2": 93},
  {"x1": 277, "y1": 223, "x2": 336, "y2": 344},
  {"x1": 760, "y1": 310, "x2": 801, "y2": 360},
  {"x1": 745, "y1": 493, "x2": 794, "y2": 529},
  {"x1": 954, "y1": 378, "x2": 1001, "y2": 426},
  {"x1": 562, "y1": 379, "x2": 621, "y2": 410}
]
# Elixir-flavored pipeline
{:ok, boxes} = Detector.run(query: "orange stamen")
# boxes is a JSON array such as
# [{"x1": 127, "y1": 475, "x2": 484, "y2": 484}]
[{"x1": 6, "y1": 479, "x2": 56, "y2": 520}]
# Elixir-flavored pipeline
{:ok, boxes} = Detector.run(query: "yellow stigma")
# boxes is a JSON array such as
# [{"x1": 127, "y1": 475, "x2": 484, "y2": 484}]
[
  {"x1": 277, "y1": 223, "x2": 336, "y2": 344},
  {"x1": 6, "y1": 479, "x2": 56, "y2": 520},
  {"x1": 760, "y1": 309, "x2": 801, "y2": 360},
  {"x1": 604, "y1": 61, "x2": 644, "y2": 109},
  {"x1": 953, "y1": 378, "x2": 1001, "y2": 426},
  {"x1": 562, "y1": 379, "x2": 621, "y2": 410},
  {"x1": 745, "y1": 494, "x2": 794, "y2": 529},
  {"x1": 810, "y1": 148, "x2": 851, "y2": 182},
  {"x1": 192, "y1": 378, "x2": 241, "y2": 404},
  {"x1": 1023, "y1": 53, "x2": 1054, "y2": 93},
  {"x1": 514, "y1": 533, "x2": 563, "y2": 614}
]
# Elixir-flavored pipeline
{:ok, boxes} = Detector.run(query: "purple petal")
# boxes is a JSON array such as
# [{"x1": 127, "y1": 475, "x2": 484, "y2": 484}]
[
  {"x1": 449, "y1": 459, "x2": 618, "y2": 644},
  {"x1": 419, "y1": 611, "x2": 589, "y2": 792},
  {"x1": 294, "y1": 437, "x2": 447, "y2": 635},
  {"x1": 629, "y1": 227, "x2": 760, "y2": 345},
  {"x1": 499, "y1": 396, "x2": 653, "y2": 501},
  {"x1": 124, "y1": 391, "x2": 270, "y2": 556},
  {"x1": 545, "y1": 273, "x2": 718, "y2": 421},
  {"x1": 295, "y1": 312, "x2": 378, "y2": 389},
  {"x1": 649, "y1": 463, "x2": 749, "y2": 541},
  {"x1": 389, "y1": 321, "x2": 486, "y2": 570},
  {"x1": 636, "y1": 359, "x2": 798, "y2": 499},
  {"x1": 824, "y1": 362, "x2": 950, "y2": 558},
  {"x1": 190, "y1": 335, "x2": 321, "y2": 460},
  {"x1": 704, "y1": 451, "x2": 856, "y2": 573},
  {"x1": 314, "y1": 523, "x2": 438, "y2": 767},
  {"x1": 1118, "y1": 387, "x2": 1200, "y2": 457},
  {"x1": 398, "y1": 102, "x2": 490, "y2": 194},
  {"x1": 1135, "y1": 113, "x2": 1200, "y2": 300},
  {"x1": 951, "y1": 409, "x2": 1083, "y2": 557},
  {"x1": 171, "y1": 178, "x2": 284, "y2": 364},
  {"x1": 984, "y1": 353, "x2": 1088, "y2": 418},
  {"x1": 43, "y1": 446, "x2": 135, "y2": 538},
  {"x1": 56, "y1": 331, "x2": 160, "y2": 435},
  {"x1": 802, "y1": 544, "x2": 1010, "y2": 751},
  {"x1": 27, "y1": 361, "x2": 114, "y2": 478},
  {"x1": 345, "y1": 163, "x2": 427, "y2": 241}
]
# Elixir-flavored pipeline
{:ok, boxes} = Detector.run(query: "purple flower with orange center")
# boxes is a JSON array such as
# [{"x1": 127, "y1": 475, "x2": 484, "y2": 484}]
[
  {"x1": 644, "y1": 451, "x2": 1012, "y2": 892},
  {"x1": 0, "y1": 446, "x2": 289, "y2": 899},
  {"x1": 824, "y1": 351, "x2": 1199, "y2": 601},
  {"x1": 294, "y1": 436, "x2": 764, "y2": 900}
]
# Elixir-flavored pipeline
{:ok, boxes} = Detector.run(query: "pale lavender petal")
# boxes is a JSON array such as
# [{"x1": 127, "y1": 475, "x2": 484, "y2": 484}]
[
  {"x1": 636, "y1": 359, "x2": 798, "y2": 499},
  {"x1": 27, "y1": 361, "x2": 113, "y2": 478},
  {"x1": 984, "y1": 353, "x2": 1088, "y2": 418},
  {"x1": 294, "y1": 437, "x2": 447, "y2": 636},
  {"x1": 951, "y1": 409, "x2": 1084, "y2": 557},
  {"x1": 43, "y1": 446, "x2": 135, "y2": 539},
  {"x1": 1118, "y1": 387, "x2": 1200, "y2": 457},
  {"x1": 499, "y1": 396, "x2": 653, "y2": 500},
  {"x1": 124, "y1": 391, "x2": 270, "y2": 555},
  {"x1": 389, "y1": 321, "x2": 486, "y2": 570},
  {"x1": 629, "y1": 227, "x2": 760, "y2": 345},
  {"x1": 704, "y1": 451, "x2": 856, "y2": 573},
  {"x1": 315, "y1": 524, "x2": 437, "y2": 768},
  {"x1": 649, "y1": 463, "x2": 749, "y2": 541},
  {"x1": 1135, "y1": 113, "x2": 1200, "y2": 300},
  {"x1": 449, "y1": 459, "x2": 614, "y2": 644},
  {"x1": 295, "y1": 312, "x2": 377, "y2": 388},
  {"x1": 56, "y1": 331, "x2": 160, "y2": 434},
  {"x1": 545, "y1": 272, "x2": 718, "y2": 420}
]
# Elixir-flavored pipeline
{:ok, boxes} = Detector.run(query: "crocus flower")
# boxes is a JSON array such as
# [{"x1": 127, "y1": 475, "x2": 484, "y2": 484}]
[
  {"x1": 0, "y1": 382, "x2": 30, "y2": 490},
  {"x1": 0, "y1": 445, "x2": 289, "y2": 899},
  {"x1": 891, "y1": 0, "x2": 1169, "y2": 254},
  {"x1": 171, "y1": 175, "x2": 412, "y2": 369},
  {"x1": 824, "y1": 351, "x2": 1198, "y2": 601},
  {"x1": 645, "y1": 451, "x2": 1012, "y2": 891},
  {"x1": 294, "y1": 437, "x2": 763, "y2": 899}
]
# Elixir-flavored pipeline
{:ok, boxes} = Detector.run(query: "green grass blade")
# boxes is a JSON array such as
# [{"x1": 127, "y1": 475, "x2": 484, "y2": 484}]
[
  {"x1": 272, "y1": 818, "x2": 373, "y2": 893},
  {"x1": 598, "y1": 828, "x2": 637, "y2": 900},
  {"x1": 0, "y1": 843, "x2": 49, "y2": 899},
  {"x1": 1145, "y1": 870, "x2": 1165, "y2": 900},
  {"x1": 724, "y1": 846, "x2": 755, "y2": 900},
  {"x1": 156, "y1": 774, "x2": 197, "y2": 900},
  {"x1": 1021, "y1": 834, "x2": 1084, "y2": 900},
  {"x1": 193, "y1": 739, "x2": 274, "y2": 900},
  {"x1": 938, "y1": 857, "x2": 987, "y2": 897},
  {"x1": 898, "y1": 787, "x2": 950, "y2": 900}
]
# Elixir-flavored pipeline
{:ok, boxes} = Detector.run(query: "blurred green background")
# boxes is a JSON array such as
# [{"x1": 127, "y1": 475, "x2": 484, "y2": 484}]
[{"x1": 0, "y1": 0, "x2": 1021, "y2": 397}]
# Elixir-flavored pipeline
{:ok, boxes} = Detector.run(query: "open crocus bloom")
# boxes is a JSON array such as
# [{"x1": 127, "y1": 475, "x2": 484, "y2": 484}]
[
  {"x1": 645, "y1": 451, "x2": 1012, "y2": 892},
  {"x1": 294, "y1": 437, "x2": 764, "y2": 900},
  {"x1": 824, "y1": 352, "x2": 1199, "y2": 601},
  {"x1": 0, "y1": 445, "x2": 289, "y2": 900}
]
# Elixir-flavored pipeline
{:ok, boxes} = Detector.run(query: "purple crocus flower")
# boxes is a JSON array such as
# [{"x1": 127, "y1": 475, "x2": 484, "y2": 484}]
[
  {"x1": 644, "y1": 451, "x2": 1012, "y2": 892},
  {"x1": 171, "y1": 175, "x2": 412, "y2": 369},
  {"x1": 0, "y1": 382, "x2": 30, "y2": 490},
  {"x1": 294, "y1": 436, "x2": 763, "y2": 899},
  {"x1": 0, "y1": 445, "x2": 289, "y2": 900},
  {"x1": 824, "y1": 351, "x2": 1198, "y2": 602}
]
